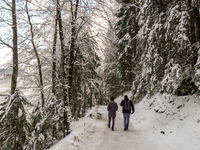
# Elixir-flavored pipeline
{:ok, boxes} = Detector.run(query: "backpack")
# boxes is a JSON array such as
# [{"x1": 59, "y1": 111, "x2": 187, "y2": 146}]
[{"x1": 124, "y1": 100, "x2": 130, "y2": 110}]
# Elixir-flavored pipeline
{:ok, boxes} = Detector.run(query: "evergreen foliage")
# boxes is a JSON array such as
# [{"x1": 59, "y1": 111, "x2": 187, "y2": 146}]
[
  {"x1": 108, "y1": 0, "x2": 200, "y2": 102},
  {"x1": 25, "y1": 94, "x2": 69, "y2": 150},
  {"x1": 0, "y1": 90, "x2": 32, "y2": 150},
  {"x1": 102, "y1": 1, "x2": 121, "y2": 98},
  {"x1": 1, "y1": 0, "x2": 200, "y2": 149},
  {"x1": 72, "y1": 30, "x2": 104, "y2": 117},
  {"x1": 114, "y1": 0, "x2": 138, "y2": 93},
  {"x1": 134, "y1": 0, "x2": 198, "y2": 100}
]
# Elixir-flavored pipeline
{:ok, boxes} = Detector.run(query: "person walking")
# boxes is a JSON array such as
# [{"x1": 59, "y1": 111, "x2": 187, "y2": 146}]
[
  {"x1": 107, "y1": 97, "x2": 118, "y2": 131},
  {"x1": 120, "y1": 95, "x2": 134, "y2": 131}
]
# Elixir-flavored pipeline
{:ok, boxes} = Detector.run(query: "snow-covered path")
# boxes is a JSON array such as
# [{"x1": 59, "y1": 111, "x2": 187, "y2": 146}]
[
  {"x1": 49, "y1": 105, "x2": 161, "y2": 150},
  {"x1": 80, "y1": 106, "x2": 161, "y2": 150},
  {"x1": 49, "y1": 93, "x2": 200, "y2": 150}
]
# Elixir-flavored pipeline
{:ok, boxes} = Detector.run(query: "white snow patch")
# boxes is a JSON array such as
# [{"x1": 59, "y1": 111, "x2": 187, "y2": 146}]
[{"x1": 48, "y1": 92, "x2": 200, "y2": 150}]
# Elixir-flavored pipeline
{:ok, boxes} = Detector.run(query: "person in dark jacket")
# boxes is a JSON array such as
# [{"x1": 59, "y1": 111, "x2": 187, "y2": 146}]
[
  {"x1": 120, "y1": 95, "x2": 134, "y2": 131},
  {"x1": 107, "y1": 97, "x2": 118, "y2": 131}
]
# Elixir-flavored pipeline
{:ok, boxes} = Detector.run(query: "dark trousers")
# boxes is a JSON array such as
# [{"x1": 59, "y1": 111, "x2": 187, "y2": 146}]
[{"x1": 108, "y1": 117, "x2": 115, "y2": 129}]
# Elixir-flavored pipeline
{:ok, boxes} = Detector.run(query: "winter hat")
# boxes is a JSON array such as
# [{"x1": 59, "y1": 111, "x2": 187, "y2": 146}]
[{"x1": 124, "y1": 95, "x2": 129, "y2": 100}]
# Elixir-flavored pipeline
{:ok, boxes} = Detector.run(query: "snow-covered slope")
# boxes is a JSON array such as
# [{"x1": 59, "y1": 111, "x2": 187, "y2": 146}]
[
  {"x1": 49, "y1": 92, "x2": 200, "y2": 150},
  {"x1": 131, "y1": 93, "x2": 200, "y2": 150}
]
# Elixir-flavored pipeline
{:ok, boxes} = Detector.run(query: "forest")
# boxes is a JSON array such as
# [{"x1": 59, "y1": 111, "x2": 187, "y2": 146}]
[{"x1": 0, "y1": 0, "x2": 200, "y2": 149}]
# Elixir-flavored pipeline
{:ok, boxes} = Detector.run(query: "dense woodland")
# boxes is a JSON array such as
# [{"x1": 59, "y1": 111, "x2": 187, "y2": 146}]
[{"x1": 0, "y1": 0, "x2": 200, "y2": 149}]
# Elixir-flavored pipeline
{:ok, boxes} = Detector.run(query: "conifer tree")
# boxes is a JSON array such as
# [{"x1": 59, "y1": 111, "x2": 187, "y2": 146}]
[
  {"x1": 0, "y1": 90, "x2": 32, "y2": 150},
  {"x1": 114, "y1": 0, "x2": 139, "y2": 93},
  {"x1": 26, "y1": 94, "x2": 66, "y2": 150},
  {"x1": 133, "y1": 0, "x2": 198, "y2": 100}
]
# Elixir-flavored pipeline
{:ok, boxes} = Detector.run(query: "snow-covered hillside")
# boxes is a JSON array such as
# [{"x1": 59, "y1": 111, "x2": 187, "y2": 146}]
[
  {"x1": 131, "y1": 93, "x2": 200, "y2": 150},
  {"x1": 48, "y1": 92, "x2": 200, "y2": 150}
]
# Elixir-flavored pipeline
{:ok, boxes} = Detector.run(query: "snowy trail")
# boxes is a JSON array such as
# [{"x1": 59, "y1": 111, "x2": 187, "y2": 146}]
[
  {"x1": 74, "y1": 106, "x2": 161, "y2": 150},
  {"x1": 49, "y1": 93, "x2": 200, "y2": 150},
  {"x1": 49, "y1": 105, "x2": 162, "y2": 150}
]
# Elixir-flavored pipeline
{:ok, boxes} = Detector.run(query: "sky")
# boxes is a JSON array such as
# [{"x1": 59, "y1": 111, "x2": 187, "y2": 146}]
[
  {"x1": 48, "y1": 91, "x2": 200, "y2": 150},
  {"x1": 0, "y1": 26, "x2": 12, "y2": 67}
]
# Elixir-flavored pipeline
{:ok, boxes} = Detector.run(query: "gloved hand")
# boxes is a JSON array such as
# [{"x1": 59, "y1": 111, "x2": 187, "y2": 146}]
[{"x1": 131, "y1": 112, "x2": 134, "y2": 114}]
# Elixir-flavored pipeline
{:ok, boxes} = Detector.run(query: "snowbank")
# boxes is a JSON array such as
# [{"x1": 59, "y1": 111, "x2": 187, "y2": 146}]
[
  {"x1": 132, "y1": 93, "x2": 200, "y2": 150},
  {"x1": 49, "y1": 92, "x2": 200, "y2": 150}
]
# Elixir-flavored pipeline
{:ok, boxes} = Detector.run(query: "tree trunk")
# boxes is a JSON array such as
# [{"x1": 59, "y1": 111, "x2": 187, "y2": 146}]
[
  {"x1": 11, "y1": 0, "x2": 18, "y2": 95},
  {"x1": 90, "y1": 90, "x2": 92, "y2": 109},
  {"x1": 52, "y1": 8, "x2": 58, "y2": 95},
  {"x1": 83, "y1": 68, "x2": 87, "y2": 115},
  {"x1": 57, "y1": 0, "x2": 67, "y2": 104},
  {"x1": 26, "y1": 0, "x2": 45, "y2": 107},
  {"x1": 193, "y1": 7, "x2": 200, "y2": 42},
  {"x1": 188, "y1": 0, "x2": 197, "y2": 44},
  {"x1": 68, "y1": 0, "x2": 79, "y2": 107},
  {"x1": 11, "y1": 1, "x2": 19, "y2": 148},
  {"x1": 57, "y1": 0, "x2": 69, "y2": 136},
  {"x1": 88, "y1": 82, "x2": 92, "y2": 109},
  {"x1": 187, "y1": 0, "x2": 200, "y2": 66}
]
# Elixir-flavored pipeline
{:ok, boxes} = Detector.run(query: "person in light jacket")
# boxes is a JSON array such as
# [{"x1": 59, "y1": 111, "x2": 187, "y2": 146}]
[{"x1": 107, "y1": 97, "x2": 118, "y2": 131}]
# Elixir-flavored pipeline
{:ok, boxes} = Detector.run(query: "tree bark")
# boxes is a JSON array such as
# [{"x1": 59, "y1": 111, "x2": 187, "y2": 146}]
[
  {"x1": 11, "y1": 1, "x2": 19, "y2": 149},
  {"x1": 187, "y1": 0, "x2": 197, "y2": 44},
  {"x1": 26, "y1": 0, "x2": 45, "y2": 107},
  {"x1": 89, "y1": 82, "x2": 92, "y2": 109},
  {"x1": 57, "y1": 0, "x2": 69, "y2": 136},
  {"x1": 68, "y1": 0, "x2": 79, "y2": 107},
  {"x1": 83, "y1": 67, "x2": 87, "y2": 114},
  {"x1": 57, "y1": 0, "x2": 67, "y2": 104},
  {"x1": 193, "y1": 7, "x2": 200, "y2": 42},
  {"x1": 11, "y1": 0, "x2": 18, "y2": 95},
  {"x1": 52, "y1": 8, "x2": 58, "y2": 95},
  {"x1": 187, "y1": 0, "x2": 200, "y2": 66}
]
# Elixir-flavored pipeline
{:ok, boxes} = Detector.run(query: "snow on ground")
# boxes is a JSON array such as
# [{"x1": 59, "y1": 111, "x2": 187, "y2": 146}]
[
  {"x1": 49, "y1": 92, "x2": 200, "y2": 150},
  {"x1": 49, "y1": 105, "x2": 161, "y2": 150},
  {"x1": 132, "y1": 93, "x2": 200, "y2": 150}
]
